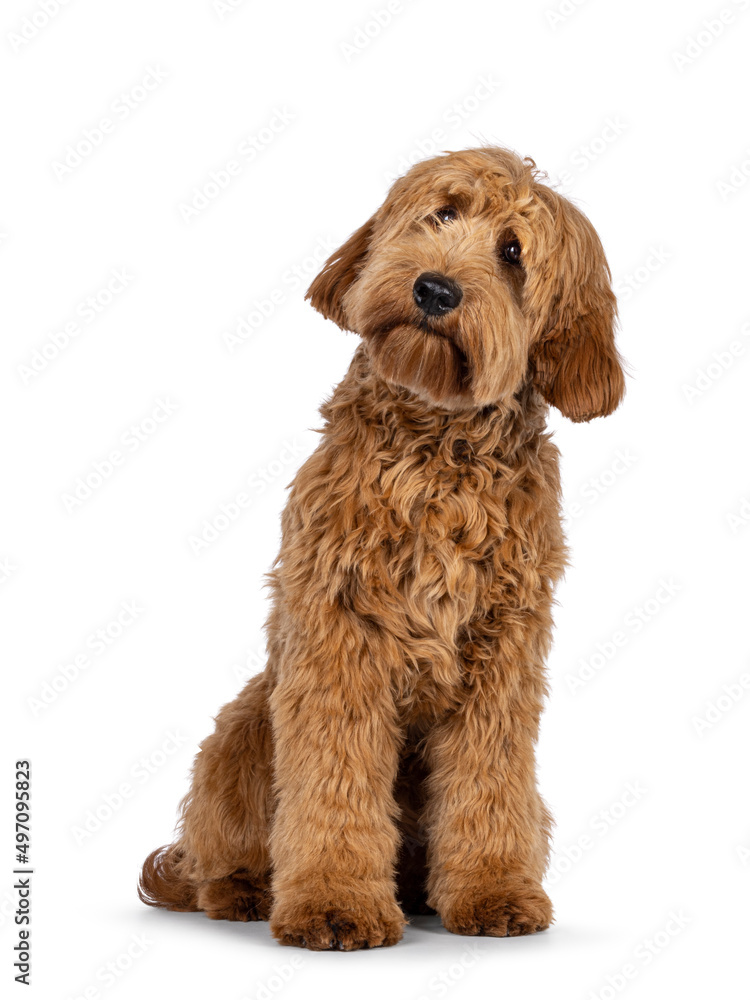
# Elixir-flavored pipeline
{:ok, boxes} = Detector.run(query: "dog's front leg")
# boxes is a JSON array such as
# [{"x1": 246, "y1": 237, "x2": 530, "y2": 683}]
[
  {"x1": 423, "y1": 610, "x2": 553, "y2": 937},
  {"x1": 268, "y1": 617, "x2": 405, "y2": 950}
]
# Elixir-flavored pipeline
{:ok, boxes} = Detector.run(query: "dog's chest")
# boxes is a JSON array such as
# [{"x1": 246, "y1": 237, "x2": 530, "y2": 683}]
[
  {"x1": 374, "y1": 442, "x2": 512, "y2": 624},
  {"x1": 295, "y1": 412, "x2": 560, "y2": 721},
  {"x1": 363, "y1": 445, "x2": 515, "y2": 719}
]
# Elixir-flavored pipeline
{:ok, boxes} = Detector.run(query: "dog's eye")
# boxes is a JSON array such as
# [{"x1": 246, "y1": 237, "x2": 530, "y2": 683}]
[
  {"x1": 499, "y1": 239, "x2": 523, "y2": 266},
  {"x1": 433, "y1": 205, "x2": 458, "y2": 225}
]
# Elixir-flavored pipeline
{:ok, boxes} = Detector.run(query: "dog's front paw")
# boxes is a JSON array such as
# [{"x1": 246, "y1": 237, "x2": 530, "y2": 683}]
[
  {"x1": 270, "y1": 895, "x2": 405, "y2": 951},
  {"x1": 439, "y1": 877, "x2": 552, "y2": 938}
]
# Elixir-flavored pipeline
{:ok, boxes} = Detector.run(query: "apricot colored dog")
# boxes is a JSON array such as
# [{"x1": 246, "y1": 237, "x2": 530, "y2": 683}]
[{"x1": 140, "y1": 147, "x2": 625, "y2": 950}]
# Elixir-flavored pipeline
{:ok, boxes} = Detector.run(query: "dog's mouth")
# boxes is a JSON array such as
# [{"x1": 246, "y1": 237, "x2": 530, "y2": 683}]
[
  {"x1": 417, "y1": 317, "x2": 452, "y2": 339},
  {"x1": 369, "y1": 315, "x2": 458, "y2": 345},
  {"x1": 362, "y1": 314, "x2": 473, "y2": 401}
]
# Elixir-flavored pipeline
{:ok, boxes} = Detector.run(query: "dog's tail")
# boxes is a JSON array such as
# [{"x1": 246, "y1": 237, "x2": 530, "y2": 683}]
[{"x1": 138, "y1": 844, "x2": 199, "y2": 912}]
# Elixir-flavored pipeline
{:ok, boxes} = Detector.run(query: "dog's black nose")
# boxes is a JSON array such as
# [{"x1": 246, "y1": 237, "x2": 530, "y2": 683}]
[{"x1": 412, "y1": 272, "x2": 463, "y2": 316}]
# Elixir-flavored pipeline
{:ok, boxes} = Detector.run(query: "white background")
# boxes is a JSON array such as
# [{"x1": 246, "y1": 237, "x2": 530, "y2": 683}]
[{"x1": 3, "y1": 0, "x2": 749, "y2": 997}]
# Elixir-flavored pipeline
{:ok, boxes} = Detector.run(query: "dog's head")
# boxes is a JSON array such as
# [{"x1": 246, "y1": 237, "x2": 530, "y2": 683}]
[{"x1": 307, "y1": 147, "x2": 624, "y2": 421}]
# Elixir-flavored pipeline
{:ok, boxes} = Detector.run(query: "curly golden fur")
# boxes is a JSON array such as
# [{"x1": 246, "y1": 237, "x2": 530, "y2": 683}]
[{"x1": 139, "y1": 147, "x2": 625, "y2": 950}]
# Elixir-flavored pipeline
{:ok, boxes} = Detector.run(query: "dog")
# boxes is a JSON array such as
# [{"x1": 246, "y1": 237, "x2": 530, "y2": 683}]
[{"x1": 139, "y1": 146, "x2": 625, "y2": 950}]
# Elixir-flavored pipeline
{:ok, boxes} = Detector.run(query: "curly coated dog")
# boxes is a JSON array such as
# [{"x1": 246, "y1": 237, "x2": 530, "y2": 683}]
[{"x1": 140, "y1": 146, "x2": 625, "y2": 950}]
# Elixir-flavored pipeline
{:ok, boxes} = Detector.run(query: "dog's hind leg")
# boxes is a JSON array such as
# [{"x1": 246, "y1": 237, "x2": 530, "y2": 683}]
[{"x1": 139, "y1": 670, "x2": 275, "y2": 921}]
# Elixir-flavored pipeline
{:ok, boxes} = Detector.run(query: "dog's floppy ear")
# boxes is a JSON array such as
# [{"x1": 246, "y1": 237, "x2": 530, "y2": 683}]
[
  {"x1": 528, "y1": 192, "x2": 625, "y2": 423},
  {"x1": 305, "y1": 216, "x2": 376, "y2": 330}
]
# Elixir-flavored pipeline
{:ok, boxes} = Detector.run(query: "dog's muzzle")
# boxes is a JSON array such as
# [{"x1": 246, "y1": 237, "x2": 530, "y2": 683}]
[{"x1": 412, "y1": 272, "x2": 463, "y2": 317}]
